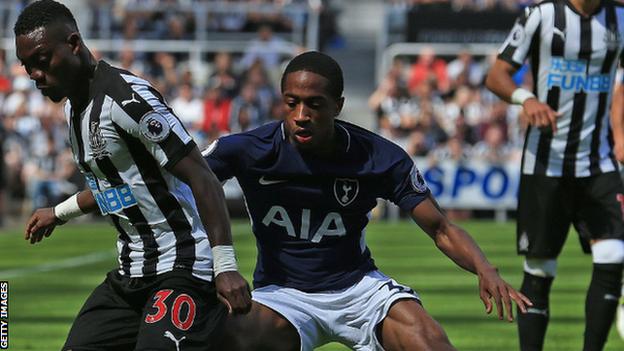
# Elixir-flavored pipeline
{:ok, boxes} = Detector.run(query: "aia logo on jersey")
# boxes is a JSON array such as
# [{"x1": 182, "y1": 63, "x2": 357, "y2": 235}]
[
  {"x1": 334, "y1": 178, "x2": 359, "y2": 207},
  {"x1": 88, "y1": 121, "x2": 110, "y2": 160}
]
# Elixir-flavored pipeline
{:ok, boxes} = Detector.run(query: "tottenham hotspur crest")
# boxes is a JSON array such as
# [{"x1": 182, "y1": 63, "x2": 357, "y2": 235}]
[
  {"x1": 334, "y1": 178, "x2": 359, "y2": 207},
  {"x1": 89, "y1": 121, "x2": 110, "y2": 159}
]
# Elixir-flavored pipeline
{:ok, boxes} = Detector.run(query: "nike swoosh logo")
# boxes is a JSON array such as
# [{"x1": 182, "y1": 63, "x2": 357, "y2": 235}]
[{"x1": 259, "y1": 176, "x2": 288, "y2": 185}]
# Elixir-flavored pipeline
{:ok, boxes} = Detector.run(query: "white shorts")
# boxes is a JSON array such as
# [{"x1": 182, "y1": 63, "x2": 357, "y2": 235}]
[{"x1": 252, "y1": 270, "x2": 420, "y2": 351}]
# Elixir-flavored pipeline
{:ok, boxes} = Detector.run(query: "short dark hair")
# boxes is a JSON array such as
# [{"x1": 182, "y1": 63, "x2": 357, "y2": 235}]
[
  {"x1": 14, "y1": 0, "x2": 78, "y2": 36},
  {"x1": 281, "y1": 51, "x2": 343, "y2": 100}
]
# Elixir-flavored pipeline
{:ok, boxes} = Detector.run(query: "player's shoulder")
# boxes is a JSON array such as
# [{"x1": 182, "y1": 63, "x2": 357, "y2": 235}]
[
  {"x1": 610, "y1": 0, "x2": 624, "y2": 8},
  {"x1": 222, "y1": 121, "x2": 282, "y2": 143},
  {"x1": 519, "y1": 1, "x2": 550, "y2": 17},
  {"x1": 209, "y1": 121, "x2": 283, "y2": 157},
  {"x1": 93, "y1": 60, "x2": 154, "y2": 104},
  {"x1": 515, "y1": 0, "x2": 556, "y2": 17},
  {"x1": 337, "y1": 120, "x2": 411, "y2": 164}
]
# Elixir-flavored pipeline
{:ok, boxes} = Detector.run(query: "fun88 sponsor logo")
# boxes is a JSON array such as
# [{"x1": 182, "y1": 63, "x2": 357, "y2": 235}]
[
  {"x1": 547, "y1": 57, "x2": 611, "y2": 93},
  {"x1": 93, "y1": 184, "x2": 138, "y2": 215}
]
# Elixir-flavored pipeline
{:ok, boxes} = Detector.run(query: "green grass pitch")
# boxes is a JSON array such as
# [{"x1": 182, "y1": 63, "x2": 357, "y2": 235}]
[{"x1": 1, "y1": 219, "x2": 623, "y2": 350}]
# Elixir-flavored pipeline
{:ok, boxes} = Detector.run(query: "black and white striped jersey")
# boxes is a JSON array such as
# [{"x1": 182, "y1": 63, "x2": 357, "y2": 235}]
[
  {"x1": 498, "y1": 0, "x2": 624, "y2": 177},
  {"x1": 66, "y1": 61, "x2": 213, "y2": 281}
]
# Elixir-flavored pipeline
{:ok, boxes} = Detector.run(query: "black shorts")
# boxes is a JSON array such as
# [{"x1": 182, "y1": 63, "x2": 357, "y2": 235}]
[
  {"x1": 517, "y1": 172, "x2": 624, "y2": 258},
  {"x1": 63, "y1": 269, "x2": 227, "y2": 351}
]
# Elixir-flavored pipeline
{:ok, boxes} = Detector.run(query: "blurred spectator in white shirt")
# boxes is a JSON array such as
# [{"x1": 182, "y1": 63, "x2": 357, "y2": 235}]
[
  {"x1": 171, "y1": 82, "x2": 204, "y2": 129},
  {"x1": 239, "y1": 23, "x2": 298, "y2": 71}
]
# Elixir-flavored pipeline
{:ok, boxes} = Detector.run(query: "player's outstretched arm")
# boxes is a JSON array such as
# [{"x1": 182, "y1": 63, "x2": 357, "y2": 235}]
[
  {"x1": 24, "y1": 190, "x2": 96, "y2": 244},
  {"x1": 411, "y1": 195, "x2": 532, "y2": 322},
  {"x1": 486, "y1": 59, "x2": 560, "y2": 133},
  {"x1": 170, "y1": 147, "x2": 251, "y2": 314}
]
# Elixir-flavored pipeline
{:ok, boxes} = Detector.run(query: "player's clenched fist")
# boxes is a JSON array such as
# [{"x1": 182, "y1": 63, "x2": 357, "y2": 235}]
[
  {"x1": 24, "y1": 207, "x2": 64, "y2": 244},
  {"x1": 215, "y1": 271, "x2": 252, "y2": 314}
]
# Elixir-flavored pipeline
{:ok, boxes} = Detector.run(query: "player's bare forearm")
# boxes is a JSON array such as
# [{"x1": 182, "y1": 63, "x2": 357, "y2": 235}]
[
  {"x1": 411, "y1": 195, "x2": 531, "y2": 321},
  {"x1": 77, "y1": 190, "x2": 98, "y2": 213},
  {"x1": 24, "y1": 190, "x2": 96, "y2": 244},
  {"x1": 171, "y1": 148, "x2": 233, "y2": 246},
  {"x1": 485, "y1": 59, "x2": 520, "y2": 103},
  {"x1": 434, "y1": 221, "x2": 495, "y2": 275},
  {"x1": 411, "y1": 195, "x2": 493, "y2": 274},
  {"x1": 171, "y1": 148, "x2": 251, "y2": 314}
]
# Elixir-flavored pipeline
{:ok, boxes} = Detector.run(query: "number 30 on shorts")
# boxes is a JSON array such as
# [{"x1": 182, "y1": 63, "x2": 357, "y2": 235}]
[{"x1": 145, "y1": 289, "x2": 196, "y2": 331}]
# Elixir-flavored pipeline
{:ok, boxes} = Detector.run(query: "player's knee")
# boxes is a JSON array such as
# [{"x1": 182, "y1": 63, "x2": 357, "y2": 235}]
[
  {"x1": 524, "y1": 258, "x2": 558, "y2": 278},
  {"x1": 591, "y1": 239, "x2": 624, "y2": 264}
]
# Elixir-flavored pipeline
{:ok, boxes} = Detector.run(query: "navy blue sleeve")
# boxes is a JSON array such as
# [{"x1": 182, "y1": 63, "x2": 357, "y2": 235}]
[
  {"x1": 386, "y1": 154, "x2": 430, "y2": 212},
  {"x1": 201, "y1": 136, "x2": 241, "y2": 182}
]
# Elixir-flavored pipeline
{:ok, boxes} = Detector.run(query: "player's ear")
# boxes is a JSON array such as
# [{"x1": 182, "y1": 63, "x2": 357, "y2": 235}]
[
  {"x1": 335, "y1": 96, "x2": 345, "y2": 116},
  {"x1": 67, "y1": 32, "x2": 82, "y2": 55}
]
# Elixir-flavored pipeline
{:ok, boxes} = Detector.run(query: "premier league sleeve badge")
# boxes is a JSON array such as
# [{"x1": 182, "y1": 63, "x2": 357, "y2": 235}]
[{"x1": 139, "y1": 112, "x2": 171, "y2": 143}]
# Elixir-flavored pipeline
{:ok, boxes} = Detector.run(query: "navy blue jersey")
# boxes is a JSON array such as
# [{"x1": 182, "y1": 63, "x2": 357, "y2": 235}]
[{"x1": 203, "y1": 120, "x2": 430, "y2": 292}]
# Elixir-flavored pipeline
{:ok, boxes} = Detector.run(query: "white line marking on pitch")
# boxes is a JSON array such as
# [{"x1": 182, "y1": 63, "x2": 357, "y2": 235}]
[{"x1": 0, "y1": 250, "x2": 116, "y2": 279}]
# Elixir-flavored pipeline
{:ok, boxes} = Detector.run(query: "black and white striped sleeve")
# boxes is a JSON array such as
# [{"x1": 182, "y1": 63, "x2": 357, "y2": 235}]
[
  {"x1": 110, "y1": 77, "x2": 196, "y2": 170},
  {"x1": 498, "y1": 6, "x2": 541, "y2": 68}
]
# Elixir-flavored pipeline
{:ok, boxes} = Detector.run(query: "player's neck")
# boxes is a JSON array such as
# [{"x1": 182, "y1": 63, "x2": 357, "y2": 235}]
[
  {"x1": 297, "y1": 130, "x2": 338, "y2": 159},
  {"x1": 568, "y1": 0, "x2": 602, "y2": 17},
  {"x1": 69, "y1": 54, "x2": 98, "y2": 113}
]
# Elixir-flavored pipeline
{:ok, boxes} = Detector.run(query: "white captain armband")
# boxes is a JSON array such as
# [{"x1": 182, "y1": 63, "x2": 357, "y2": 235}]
[
  {"x1": 212, "y1": 245, "x2": 239, "y2": 277},
  {"x1": 511, "y1": 88, "x2": 536, "y2": 105},
  {"x1": 53, "y1": 193, "x2": 85, "y2": 222}
]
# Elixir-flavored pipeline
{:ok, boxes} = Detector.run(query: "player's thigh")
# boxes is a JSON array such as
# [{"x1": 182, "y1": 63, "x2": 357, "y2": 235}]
[
  {"x1": 377, "y1": 299, "x2": 455, "y2": 351},
  {"x1": 575, "y1": 172, "x2": 624, "y2": 245},
  {"x1": 517, "y1": 174, "x2": 572, "y2": 258},
  {"x1": 63, "y1": 272, "x2": 140, "y2": 351},
  {"x1": 218, "y1": 301, "x2": 300, "y2": 351},
  {"x1": 135, "y1": 274, "x2": 228, "y2": 351}
]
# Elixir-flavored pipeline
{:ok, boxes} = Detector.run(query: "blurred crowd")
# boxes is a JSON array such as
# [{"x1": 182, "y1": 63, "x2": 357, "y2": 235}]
[
  {"x1": 0, "y1": 0, "x2": 529, "y2": 225},
  {"x1": 0, "y1": 0, "x2": 342, "y2": 226},
  {"x1": 0, "y1": 38, "x2": 300, "y2": 224},
  {"x1": 390, "y1": 0, "x2": 533, "y2": 12},
  {"x1": 369, "y1": 46, "x2": 525, "y2": 166}
]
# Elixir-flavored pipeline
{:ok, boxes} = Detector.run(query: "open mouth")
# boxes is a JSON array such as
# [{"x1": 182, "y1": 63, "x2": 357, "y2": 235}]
[{"x1": 294, "y1": 129, "x2": 313, "y2": 143}]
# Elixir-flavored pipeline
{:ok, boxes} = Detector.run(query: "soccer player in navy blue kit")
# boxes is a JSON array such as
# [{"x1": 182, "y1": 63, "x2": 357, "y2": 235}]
[{"x1": 204, "y1": 51, "x2": 531, "y2": 351}]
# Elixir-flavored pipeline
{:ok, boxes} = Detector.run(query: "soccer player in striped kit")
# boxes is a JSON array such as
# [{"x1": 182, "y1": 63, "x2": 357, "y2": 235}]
[
  {"x1": 487, "y1": 0, "x2": 624, "y2": 350},
  {"x1": 15, "y1": 1, "x2": 251, "y2": 350}
]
